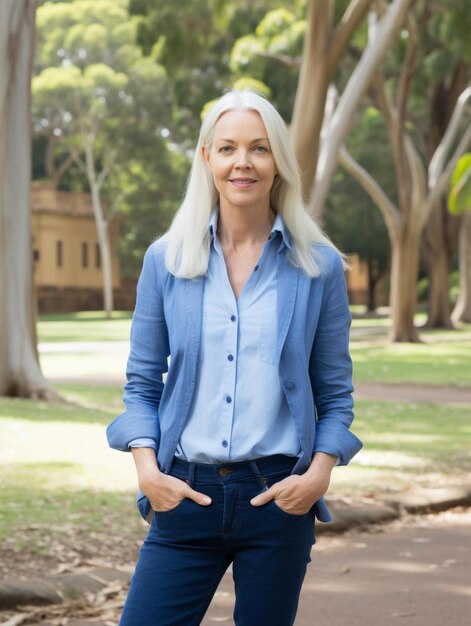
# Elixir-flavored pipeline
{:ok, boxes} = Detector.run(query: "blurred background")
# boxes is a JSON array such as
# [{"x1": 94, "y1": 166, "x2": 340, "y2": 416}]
[{"x1": 0, "y1": 1, "x2": 470, "y2": 624}]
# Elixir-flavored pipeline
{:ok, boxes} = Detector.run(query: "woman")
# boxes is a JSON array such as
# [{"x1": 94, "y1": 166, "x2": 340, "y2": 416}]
[{"x1": 107, "y1": 90, "x2": 362, "y2": 626}]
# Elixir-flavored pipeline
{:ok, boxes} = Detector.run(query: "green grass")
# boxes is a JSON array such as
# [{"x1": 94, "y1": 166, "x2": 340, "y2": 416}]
[
  {"x1": 36, "y1": 311, "x2": 471, "y2": 388},
  {"x1": 350, "y1": 323, "x2": 471, "y2": 386},
  {"x1": 1, "y1": 384, "x2": 470, "y2": 541},
  {"x1": 2, "y1": 310, "x2": 467, "y2": 548},
  {"x1": 37, "y1": 310, "x2": 132, "y2": 343},
  {"x1": 0, "y1": 462, "x2": 141, "y2": 545},
  {"x1": 330, "y1": 399, "x2": 471, "y2": 498}
]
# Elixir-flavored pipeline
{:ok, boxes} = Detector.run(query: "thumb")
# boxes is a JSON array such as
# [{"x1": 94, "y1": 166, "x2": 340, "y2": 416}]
[
  {"x1": 186, "y1": 486, "x2": 212, "y2": 506},
  {"x1": 250, "y1": 486, "x2": 276, "y2": 507}
]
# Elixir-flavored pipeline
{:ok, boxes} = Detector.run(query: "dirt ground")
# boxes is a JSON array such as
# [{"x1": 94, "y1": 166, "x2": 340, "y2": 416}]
[{"x1": 1, "y1": 508, "x2": 470, "y2": 625}]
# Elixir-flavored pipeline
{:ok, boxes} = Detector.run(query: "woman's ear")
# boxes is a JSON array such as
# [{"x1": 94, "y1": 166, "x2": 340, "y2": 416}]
[{"x1": 202, "y1": 145, "x2": 211, "y2": 167}]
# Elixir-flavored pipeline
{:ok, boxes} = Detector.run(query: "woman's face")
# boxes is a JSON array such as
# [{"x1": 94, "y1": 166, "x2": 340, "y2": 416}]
[{"x1": 202, "y1": 109, "x2": 277, "y2": 214}]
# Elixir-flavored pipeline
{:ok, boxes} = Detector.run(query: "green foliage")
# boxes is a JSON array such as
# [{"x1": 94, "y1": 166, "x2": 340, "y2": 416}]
[
  {"x1": 33, "y1": 0, "x2": 184, "y2": 277},
  {"x1": 229, "y1": 6, "x2": 305, "y2": 120},
  {"x1": 129, "y1": 0, "x2": 291, "y2": 141},
  {"x1": 448, "y1": 153, "x2": 471, "y2": 215}
]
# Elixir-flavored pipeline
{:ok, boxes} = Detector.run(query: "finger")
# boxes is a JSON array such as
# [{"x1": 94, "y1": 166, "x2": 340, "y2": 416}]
[
  {"x1": 250, "y1": 487, "x2": 276, "y2": 507},
  {"x1": 185, "y1": 487, "x2": 212, "y2": 506}
]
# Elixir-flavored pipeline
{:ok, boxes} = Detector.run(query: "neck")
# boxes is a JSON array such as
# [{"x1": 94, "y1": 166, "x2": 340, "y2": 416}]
[{"x1": 217, "y1": 202, "x2": 276, "y2": 249}]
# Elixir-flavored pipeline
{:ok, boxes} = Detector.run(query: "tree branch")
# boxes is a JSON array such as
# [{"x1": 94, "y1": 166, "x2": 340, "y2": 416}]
[
  {"x1": 339, "y1": 144, "x2": 400, "y2": 236},
  {"x1": 404, "y1": 133, "x2": 426, "y2": 221},
  {"x1": 310, "y1": 0, "x2": 415, "y2": 217},
  {"x1": 258, "y1": 50, "x2": 301, "y2": 69},
  {"x1": 329, "y1": 0, "x2": 374, "y2": 76},
  {"x1": 429, "y1": 85, "x2": 471, "y2": 187},
  {"x1": 96, "y1": 151, "x2": 116, "y2": 191},
  {"x1": 423, "y1": 122, "x2": 471, "y2": 226},
  {"x1": 396, "y1": 13, "x2": 419, "y2": 160}
]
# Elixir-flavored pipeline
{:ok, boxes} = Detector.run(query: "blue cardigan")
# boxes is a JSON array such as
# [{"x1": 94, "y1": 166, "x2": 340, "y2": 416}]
[{"x1": 106, "y1": 239, "x2": 362, "y2": 523}]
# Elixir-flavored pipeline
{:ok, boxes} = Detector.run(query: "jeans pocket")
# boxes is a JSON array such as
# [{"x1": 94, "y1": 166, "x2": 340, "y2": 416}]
[
  {"x1": 155, "y1": 497, "x2": 187, "y2": 516},
  {"x1": 269, "y1": 499, "x2": 312, "y2": 519}
]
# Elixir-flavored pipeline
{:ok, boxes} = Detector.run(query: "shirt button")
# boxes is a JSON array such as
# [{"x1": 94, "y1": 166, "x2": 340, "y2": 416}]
[
  {"x1": 226, "y1": 395, "x2": 232, "y2": 403},
  {"x1": 227, "y1": 354, "x2": 234, "y2": 361},
  {"x1": 222, "y1": 440, "x2": 228, "y2": 448},
  {"x1": 284, "y1": 380, "x2": 295, "y2": 390},
  {"x1": 231, "y1": 315, "x2": 236, "y2": 322}
]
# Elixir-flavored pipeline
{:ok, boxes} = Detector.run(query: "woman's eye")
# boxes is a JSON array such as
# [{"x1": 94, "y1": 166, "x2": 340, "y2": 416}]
[
  {"x1": 254, "y1": 145, "x2": 268, "y2": 153},
  {"x1": 219, "y1": 146, "x2": 233, "y2": 153}
]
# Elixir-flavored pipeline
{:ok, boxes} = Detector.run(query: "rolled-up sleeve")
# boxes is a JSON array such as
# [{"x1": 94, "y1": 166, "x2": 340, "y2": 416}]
[
  {"x1": 309, "y1": 250, "x2": 362, "y2": 465},
  {"x1": 106, "y1": 243, "x2": 170, "y2": 452}
]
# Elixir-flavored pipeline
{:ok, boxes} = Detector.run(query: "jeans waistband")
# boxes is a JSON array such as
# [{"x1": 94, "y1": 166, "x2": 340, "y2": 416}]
[{"x1": 168, "y1": 454, "x2": 298, "y2": 488}]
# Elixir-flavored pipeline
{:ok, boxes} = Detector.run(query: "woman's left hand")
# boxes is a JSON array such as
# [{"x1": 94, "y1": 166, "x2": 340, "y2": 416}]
[
  {"x1": 250, "y1": 472, "x2": 330, "y2": 516},
  {"x1": 250, "y1": 453, "x2": 337, "y2": 515}
]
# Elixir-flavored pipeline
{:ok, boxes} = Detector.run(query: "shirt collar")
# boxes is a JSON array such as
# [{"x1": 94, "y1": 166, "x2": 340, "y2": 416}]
[{"x1": 208, "y1": 205, "x2": 292, "y2": 250}]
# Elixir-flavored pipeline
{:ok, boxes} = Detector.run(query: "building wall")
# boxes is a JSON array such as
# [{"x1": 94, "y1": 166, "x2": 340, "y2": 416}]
[
  {"x1": 32, "y1": 211, "x2": 120, "y2": 289},
  {"x1": 31, "y1": 183, "x2": 130, "y2": 312}
]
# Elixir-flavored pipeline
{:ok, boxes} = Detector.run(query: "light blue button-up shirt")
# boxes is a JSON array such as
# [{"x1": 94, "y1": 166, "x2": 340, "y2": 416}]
[{"x1": 130, "y1": 207, "x2": 301, "y2": 462}]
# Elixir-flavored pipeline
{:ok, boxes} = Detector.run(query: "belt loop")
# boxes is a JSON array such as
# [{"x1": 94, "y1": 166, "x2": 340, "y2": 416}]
[
  {"x1": 249, "y1": 460, "x2": 268, "y2": 491},
  {"x1": 186, "y1": 462, "x2": 195, "y2": 489}
]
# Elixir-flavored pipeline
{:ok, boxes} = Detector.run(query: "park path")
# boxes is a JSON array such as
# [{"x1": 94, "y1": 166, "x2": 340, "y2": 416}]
[
  {"x1": 39, "y1": 509, "x2": 470, "y2": 626},
  {"x1": 354, "y1": 382, "x2": 471, "y2": 405},
  {"x1": 201, "y1": 509, "x2": 471, "y2": 626}
]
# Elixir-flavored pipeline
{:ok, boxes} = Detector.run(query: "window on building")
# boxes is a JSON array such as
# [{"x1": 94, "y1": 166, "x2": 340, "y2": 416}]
[
  {"x1": 33, "y1": 250, "x2": 40, "y2": 262},
  {"x1": 95, "y1": 242, "x2": 101, "y2": 268},
  {"x1": 82, "y1": 242, "x2": 89, "y2": 268},
  {"x1": 56, "y1": 240, "x2": 63, "y2": 267}
]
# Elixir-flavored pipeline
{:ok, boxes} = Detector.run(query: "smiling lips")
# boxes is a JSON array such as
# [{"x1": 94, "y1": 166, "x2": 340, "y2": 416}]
[{"x1": 229, "y1": 178, "x2": 257, "y2": 188}]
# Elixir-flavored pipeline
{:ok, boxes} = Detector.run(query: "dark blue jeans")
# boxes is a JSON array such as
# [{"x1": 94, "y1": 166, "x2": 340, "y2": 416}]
[{"x1": 120, "y1": 454, "x2": 316, "y2": 626}]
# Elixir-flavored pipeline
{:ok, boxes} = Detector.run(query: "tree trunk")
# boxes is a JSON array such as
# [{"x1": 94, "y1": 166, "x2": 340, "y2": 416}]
[
  {"x1": 0, "y1": 0, "x2": 57, "y2": 398},
  {"x1": 423, "y1": 199, "x2": 459, "y2": 328},
  {"x1": 290, "y1": 0, "x2": 332, "y2": 201},
  {"x1": 366, "y1": 260, "x2": 378, "y2": 312},
  {"x1": 423, "y1": 69, "x2": 466, "y2": 328},
  {"x1": 85, "y1": 141, "x2": 114, "y2": 319},
  {"x1": 309, "y1": 0, "x2": 414, "y2": 218},
  {"x1": 452, "y1": 212, "x2": 471, "y2": 323},
  {"x1": 389, "y1": 223, "x2": 421, "y2": 342}
]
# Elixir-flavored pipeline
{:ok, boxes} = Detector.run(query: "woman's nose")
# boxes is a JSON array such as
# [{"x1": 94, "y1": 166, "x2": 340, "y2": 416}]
[{"x1": 235, "y1": 150, "x2": 252, "y2": 168}]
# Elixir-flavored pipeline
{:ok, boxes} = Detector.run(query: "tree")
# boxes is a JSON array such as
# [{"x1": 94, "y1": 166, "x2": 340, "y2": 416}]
[
  {"x1": 33, "y1": 0, "x2": 173, "y2": 317},
  {"x1": 324, "y1": 108, "x2": 392, "y2": 311},
  {"x1": 421, "y1": 4, "x2": 471, "y2": 329},
  {"x1": 128, "y1": 0, "x2": 290, "y2": 146},
  {"x1": 339, "y1": 5, "x2": 471, "y2": 341},
  {"x1": 449, "y1": 154, "x2": 471, "y2": 323},
  {"x1": 290, "y1": 0, "x2": 415, "y2": 213},
  {"x1": 0, "y1": 0, "x2": 55, "y2": 398}
]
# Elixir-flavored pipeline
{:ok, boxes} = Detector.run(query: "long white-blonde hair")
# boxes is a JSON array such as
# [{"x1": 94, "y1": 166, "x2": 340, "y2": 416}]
[{"x1": 164, "y1": 90, "x2": 339, "y2": 278}]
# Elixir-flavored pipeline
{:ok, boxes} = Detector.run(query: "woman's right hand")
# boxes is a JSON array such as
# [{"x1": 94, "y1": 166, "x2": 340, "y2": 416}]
[{"x1": 131, "y1": 447, "x2": 212, "y2": 512}]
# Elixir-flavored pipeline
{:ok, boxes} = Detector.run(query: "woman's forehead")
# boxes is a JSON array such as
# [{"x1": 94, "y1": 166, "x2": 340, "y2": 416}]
[{"x1": 214, "y1": 109, "x2": 268, "y2": 139}]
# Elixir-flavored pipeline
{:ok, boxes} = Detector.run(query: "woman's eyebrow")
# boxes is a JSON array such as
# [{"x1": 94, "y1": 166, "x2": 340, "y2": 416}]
[{"x1": 215, "y1": 137, "x2": 270, "y2": 143}]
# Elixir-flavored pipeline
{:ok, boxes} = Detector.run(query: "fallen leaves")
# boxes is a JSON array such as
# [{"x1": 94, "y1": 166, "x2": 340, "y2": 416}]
[{"x1": 0, "y1": 581, "x2": 128, "y2": 625}]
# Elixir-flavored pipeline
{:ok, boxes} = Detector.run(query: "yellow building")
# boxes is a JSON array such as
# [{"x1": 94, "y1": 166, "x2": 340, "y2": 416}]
[{"x1": 31, "y1": 182, "x2": 131, "y2": 313}]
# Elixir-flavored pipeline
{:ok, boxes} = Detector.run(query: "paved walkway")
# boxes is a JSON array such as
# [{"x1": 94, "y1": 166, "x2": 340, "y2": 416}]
[
  {"x1": 354, "y1": 382, "x2": 471, "y2": 405},
  {"x1": 202, "y1": 509, "x2": 471, "y2": 625}
]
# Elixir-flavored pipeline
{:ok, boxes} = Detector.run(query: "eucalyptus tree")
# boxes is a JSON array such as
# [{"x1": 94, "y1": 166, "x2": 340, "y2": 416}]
[
  {"x1": 420, "y1": 4, "x2": 471, "y2": 328},
  {"x1": 0, "y1": 0, "x2": 55, "y2": 398},
  {"x1": 339, "y1": 6, "x2": 471, "y2": 341}
]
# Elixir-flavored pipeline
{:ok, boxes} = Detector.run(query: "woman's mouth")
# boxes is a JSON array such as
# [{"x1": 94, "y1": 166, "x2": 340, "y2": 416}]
[{"x1": 229, "y1": 178, "x2": 257, "y2": 188}]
